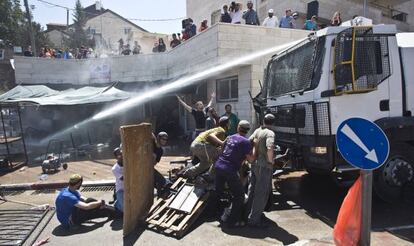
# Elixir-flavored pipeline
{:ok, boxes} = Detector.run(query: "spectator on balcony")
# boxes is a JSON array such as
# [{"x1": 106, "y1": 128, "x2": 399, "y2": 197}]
[
  {"x1": 152, "y1": 41, "x2": 159, "y2": 53},
  {"x1": 122, "y1": 44, "x2": 131, "y2": 55},
  {"x1": 279, "y1": 9, "x2": 296, "y2": 29},
  {"x1": 24, "y1": 46, "x2": 33, "y2": 57},
  {"x1": 182, "y1": 29, "x2": 190, "y2": 41},
  {"x1": 189, "y1": 18, "x2": 197, "y2": 37},
  {"x1": 118, "y1": 38, "x2": 124, "y2": 55},
  {"x1": 331, "y1": 11, "x2": 342, "y2": 26},
  {"x1": 158, "y1": 38, "x2": 166, "y2": 52},
  {"x1": 304, "y1": 15, "x2": 318, "y2": 31},
  {"x1": 243, "y1": 1, "x2": 260, "y2": 25},
  {"x1": 220, "y1": 5, "x2": 232, "y2": 23},
  {"x1": 262, "y1": 9, "x2": 279, "y2": 28},
  {"x1": 170, "y1": 33, "x2": 181, "y2": 48},
  {"x1": 132, "y1": 41, "x2": 141, "y2": 55},
  {"x1": 199, "y1": 20, "x2": 208, "y2": 32},
  {"x1": 63, "y1": 48, "x2": 72, "y2": 59},
  {"x1": 229, "y1": 2, "x2": 242, "y2": 24}
]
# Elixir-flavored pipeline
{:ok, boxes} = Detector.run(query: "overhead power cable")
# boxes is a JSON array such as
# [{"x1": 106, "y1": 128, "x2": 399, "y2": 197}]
[{"x1": 36, "y1": 0, "x2": 186, "y2": 22}]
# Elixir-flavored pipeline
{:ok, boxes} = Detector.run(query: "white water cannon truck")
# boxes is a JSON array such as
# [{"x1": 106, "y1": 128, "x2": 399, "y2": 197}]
[{"x1": 257, "y1": 20, "x2": 414, "y2": 202}]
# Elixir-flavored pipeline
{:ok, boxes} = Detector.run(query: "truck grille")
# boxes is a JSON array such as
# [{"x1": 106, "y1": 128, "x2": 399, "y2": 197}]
[{"x1": 268, "y1": 101, "x2": 331, "y2": 136}]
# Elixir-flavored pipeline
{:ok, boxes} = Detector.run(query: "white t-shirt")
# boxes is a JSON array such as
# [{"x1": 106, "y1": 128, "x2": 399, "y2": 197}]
[
  {"x1": 112, "y1": 163, "x2": 124, "y2": 192},
  {"x1": 230, "y1": 10, "x2": 242, "y2": 24},
  {"x1": 263, "y1": 16, "x2": 279, "y2": 27}
]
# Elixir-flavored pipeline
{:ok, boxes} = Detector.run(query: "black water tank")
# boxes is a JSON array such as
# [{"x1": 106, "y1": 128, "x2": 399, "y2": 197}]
[{"x1": 307, "y1": 1, "x2": 319, "y2": 20}]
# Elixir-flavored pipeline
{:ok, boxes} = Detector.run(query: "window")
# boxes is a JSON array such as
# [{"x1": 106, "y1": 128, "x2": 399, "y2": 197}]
[
  {"x1": 216, "y1": 76, "x2": 238, "y2": 101},
  {"x1": 268, "y1": 39, "x2": 317, "y2": 97},
  {"x1": 334, "y1": 27, "x2": 390, "y2": 93},
  {"x1": 124, "y1": 28, "x2": 131, "y2": 34}
]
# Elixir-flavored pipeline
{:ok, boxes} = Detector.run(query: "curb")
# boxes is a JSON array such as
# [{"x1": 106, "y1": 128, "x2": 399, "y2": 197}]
[{"x1": 0, "y1": 179, "x2": 115, "y2": 191}]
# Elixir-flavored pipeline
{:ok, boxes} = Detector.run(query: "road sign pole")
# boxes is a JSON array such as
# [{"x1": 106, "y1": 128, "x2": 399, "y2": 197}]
[{"x1": 361, "y1": 169, "x2": 372, "y2": 246}]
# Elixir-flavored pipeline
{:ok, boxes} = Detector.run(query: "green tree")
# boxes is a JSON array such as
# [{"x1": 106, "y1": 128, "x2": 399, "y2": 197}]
[
  {"x1": 0, "y1": 0, "x2": 24, "y2": 45},
  {"x1": 0, "y1": 0, "x2": 51, "y2": 53},
  {"x1": 65, "y1": 0, "x2": 94, "y2": 49}
]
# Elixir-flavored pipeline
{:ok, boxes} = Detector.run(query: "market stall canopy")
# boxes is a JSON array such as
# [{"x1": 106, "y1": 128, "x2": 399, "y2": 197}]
[{"x1": 0, "y1": 85, "x2": 134, "y2": 105}]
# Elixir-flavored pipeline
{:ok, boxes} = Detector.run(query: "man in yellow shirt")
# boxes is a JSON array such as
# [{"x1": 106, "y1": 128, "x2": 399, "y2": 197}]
[{"x1": 183, "y1": 116, "x2": 229, "y2": 179}]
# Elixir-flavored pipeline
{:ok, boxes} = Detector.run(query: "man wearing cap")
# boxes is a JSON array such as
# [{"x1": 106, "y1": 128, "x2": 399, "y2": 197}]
[
  {"x1": 55, "y1": 174, "x2": 115, "y2": 228},
  {"x1": 262, "y1": 9, "x2": 279, "y2": 28},
  {"x1": 279, "y1": 9, "x2": 296, "y2": 29},
  {"x1": 242, "y1": 1, "x2": 260, "y2": 25},
  {"x1": 183, "y1": 116, "x2": 229, "y2": 179},
  {"x1": 215, "y1": 120, "x2": 255, "y2": 227},
  {"x1": 247, "y1": 114, "x2": 276, "y2": 227}
]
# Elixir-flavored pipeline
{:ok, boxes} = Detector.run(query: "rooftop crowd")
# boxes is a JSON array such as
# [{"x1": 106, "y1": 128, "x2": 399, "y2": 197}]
[{"x1": 26, "y1": 1, "x2": 344, "y2": 59}]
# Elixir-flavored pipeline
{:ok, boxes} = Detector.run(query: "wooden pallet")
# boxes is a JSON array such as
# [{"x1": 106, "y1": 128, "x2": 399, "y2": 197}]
[{"x1": 146, "y1": 177, "x2": 209, "y2": 238}]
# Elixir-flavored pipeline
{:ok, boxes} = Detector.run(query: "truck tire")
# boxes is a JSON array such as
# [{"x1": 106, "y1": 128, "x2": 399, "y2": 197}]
[{"x1": 373, "y1": 142, "x2": 414, "y2": 203}]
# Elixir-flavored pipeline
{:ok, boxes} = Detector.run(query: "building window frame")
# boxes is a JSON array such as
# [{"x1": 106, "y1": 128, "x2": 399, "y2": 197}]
[
  {"x1": 216, "y1": 76, "x2": 238, "y2": 102},
  {"x1": 124, "y1": 27, "x2": 131, "y2": 34}
]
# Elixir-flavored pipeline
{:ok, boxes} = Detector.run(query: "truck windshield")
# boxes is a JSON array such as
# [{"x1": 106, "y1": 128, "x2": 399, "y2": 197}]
[{"x1": 268, "y1": 38, "x2": 324, "y2": 97}]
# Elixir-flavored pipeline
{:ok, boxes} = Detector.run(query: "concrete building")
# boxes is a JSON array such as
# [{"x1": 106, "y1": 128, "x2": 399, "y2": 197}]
[
  {"x1": 45, "y1": 3, "x2": 168, "y2": 54},
  {"x1": 187, "y1": 0, "x2": 414, "y2": 32},
  {"x1": 14, "y1": 23, "x2": 309, "y2": 136}
]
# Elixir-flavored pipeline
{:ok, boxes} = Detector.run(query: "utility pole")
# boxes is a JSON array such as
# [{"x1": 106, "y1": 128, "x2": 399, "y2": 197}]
[
  {"x1": 23, "y1": 0, "x2": 36, "y2": 57},
  {"x1": 363, "y1": 0, "x2": 368, "y2": 17},
  {"x1": 66, "y1": 8, "x2": 69, "y2": 30}
]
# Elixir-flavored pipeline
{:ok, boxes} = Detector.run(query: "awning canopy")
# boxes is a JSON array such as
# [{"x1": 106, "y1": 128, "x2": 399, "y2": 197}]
[{"x1": 0, "y1": 85, "x2": 135, "y2": 106}]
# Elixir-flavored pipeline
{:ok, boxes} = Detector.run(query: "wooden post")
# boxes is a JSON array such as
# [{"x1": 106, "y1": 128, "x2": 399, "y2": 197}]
[{"x1": 121, "y1": 123, "x2": 154, "y2": 236}]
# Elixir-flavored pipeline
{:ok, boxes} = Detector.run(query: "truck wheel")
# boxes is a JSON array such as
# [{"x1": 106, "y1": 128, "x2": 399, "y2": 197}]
[{"x1": 373, "y1": 142, "x2": 414, "y2": 203}]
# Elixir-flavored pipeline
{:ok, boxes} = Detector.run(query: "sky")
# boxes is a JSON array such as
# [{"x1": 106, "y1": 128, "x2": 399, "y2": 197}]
[{"x1": 28, "y1": 0, "x2": 187, "y2": 34}]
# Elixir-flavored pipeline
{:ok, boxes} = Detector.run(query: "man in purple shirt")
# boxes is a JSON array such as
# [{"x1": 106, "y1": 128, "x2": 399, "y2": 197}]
[{"x1": 215, "y1": 120, "x2": 255, "y2": 227}]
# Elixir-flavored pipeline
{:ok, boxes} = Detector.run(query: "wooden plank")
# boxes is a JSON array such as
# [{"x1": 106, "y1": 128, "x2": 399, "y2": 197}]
[
  {"x1": 170, "y1": 193, "x2": 209, "y2": 233},
  {"x1": 121, "y1": 123, "x2": 154, "y2": 236}
]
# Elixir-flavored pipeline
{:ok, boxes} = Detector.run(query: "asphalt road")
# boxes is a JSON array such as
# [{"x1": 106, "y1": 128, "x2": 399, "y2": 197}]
[{"x1": 275, "y1": 171, "x2": 414, "y2": 244}]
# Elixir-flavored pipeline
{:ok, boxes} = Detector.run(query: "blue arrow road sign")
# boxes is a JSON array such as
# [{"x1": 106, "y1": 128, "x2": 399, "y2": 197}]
[{"x1": 336, "y1": 117, "x2": 389, "y2": 170}]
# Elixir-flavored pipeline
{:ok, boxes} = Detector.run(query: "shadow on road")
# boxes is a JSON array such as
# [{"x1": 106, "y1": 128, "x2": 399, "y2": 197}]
[
  {"x1": 221, "y1": 218, "x2": 299, "y2": 245},
  {"x1": 52, "y1": 221, "x2": 108, "y2": 236}
]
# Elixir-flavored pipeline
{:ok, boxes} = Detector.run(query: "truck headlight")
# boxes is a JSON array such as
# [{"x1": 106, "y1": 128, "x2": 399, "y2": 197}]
[{"x1": 310, "y1": 147, "x2": 327, "y2": 155}]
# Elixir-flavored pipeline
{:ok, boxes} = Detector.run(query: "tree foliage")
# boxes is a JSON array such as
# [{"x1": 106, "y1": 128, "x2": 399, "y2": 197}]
[
  {"x1": 0, "y1": 0, "x2": 51, "y2": 51},
  {"x1": 65, "y1": 0, "x2": 94, "y2": 49}
]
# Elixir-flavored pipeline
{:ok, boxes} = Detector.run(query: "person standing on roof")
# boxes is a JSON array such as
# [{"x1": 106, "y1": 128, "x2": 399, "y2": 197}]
[
  {"x1": 220, "y1": 5, "x2": 232, "y2": 23},
  {"x1": 242, "y1": 1, "x2": 260, "y2": 25},
  {"x1": 279, "y1": 9, "x2": 296, "y2": 29},
  {"x1": 262, "y1": 9, "x2": 279, "y2": 28}
]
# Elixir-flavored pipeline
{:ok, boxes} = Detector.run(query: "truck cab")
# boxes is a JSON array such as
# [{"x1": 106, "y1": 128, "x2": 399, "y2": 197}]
[{"x1": 261, "y1": 22, "x2": 414, "y2": 202}]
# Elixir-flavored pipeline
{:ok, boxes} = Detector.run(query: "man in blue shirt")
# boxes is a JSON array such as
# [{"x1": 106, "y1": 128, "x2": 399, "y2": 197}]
[
  {"x1": 279, "y1": 9, "x2": 296, "y2": 29},
  {"x1": 55, "y1": 174, "x2": 115, "y2": 228},
  {"x1": 215, "y1": 120, "x2": 255, "y2": 227},
  {"x1": 304, "y1": 15, "x2": 318, "y2": 31},
  {"x1": 242, "y1": 1, "x2": 260, "y2": 25}
]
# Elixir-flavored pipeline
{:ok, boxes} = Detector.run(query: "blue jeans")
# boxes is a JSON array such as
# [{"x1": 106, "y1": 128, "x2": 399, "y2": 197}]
[
  {"x1": 215, "y1": 168, "x2": 244, "y2": 224},
  {"x1": 114, "y1": 190, "x2": 124, "y2": 212}
]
